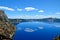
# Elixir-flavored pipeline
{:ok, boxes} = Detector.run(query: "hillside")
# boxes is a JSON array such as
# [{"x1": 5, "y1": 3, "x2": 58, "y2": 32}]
[{"x1": 0, "y1": 10, "x2": 16, "y2": 40}]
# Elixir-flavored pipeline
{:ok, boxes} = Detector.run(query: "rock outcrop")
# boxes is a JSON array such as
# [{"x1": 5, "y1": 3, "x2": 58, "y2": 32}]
[{"x1": 0, "y1": 10, "x2": 16, "y2": 40}]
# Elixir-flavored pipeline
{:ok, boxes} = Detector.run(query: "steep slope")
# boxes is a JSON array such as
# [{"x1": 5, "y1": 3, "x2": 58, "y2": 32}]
[{"x1": 0, "y1": 10, "x2": 16, "y2": 40}]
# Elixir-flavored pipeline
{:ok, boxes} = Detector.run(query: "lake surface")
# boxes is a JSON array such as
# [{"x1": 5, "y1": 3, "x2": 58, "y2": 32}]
[{"x1": 13, "y1": 22, "x2": 60, "y2": 40}]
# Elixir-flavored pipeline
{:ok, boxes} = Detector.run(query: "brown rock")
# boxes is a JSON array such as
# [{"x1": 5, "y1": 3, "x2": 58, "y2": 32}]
[{"x1": 0, "y1": 10, "x2": 16, "y2": 40}]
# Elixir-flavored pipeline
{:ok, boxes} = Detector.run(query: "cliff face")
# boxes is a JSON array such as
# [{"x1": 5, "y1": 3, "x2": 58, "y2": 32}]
[{"x1": 0, "y1": 10, "x2": 16, "y2": 39}]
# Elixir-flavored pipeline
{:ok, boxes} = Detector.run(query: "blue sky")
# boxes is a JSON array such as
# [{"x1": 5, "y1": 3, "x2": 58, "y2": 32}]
[{"x1": 0, "y1": 0, "x2": 60, "y2": 19}]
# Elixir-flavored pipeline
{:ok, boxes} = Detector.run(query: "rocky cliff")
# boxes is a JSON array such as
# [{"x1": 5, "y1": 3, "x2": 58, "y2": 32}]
[
  {"x1": 0, "y1": 10, "x2": 16, "y2": 40},
  {"x1": 53, "y1": 35, "x2": 60, "y2": 40}
]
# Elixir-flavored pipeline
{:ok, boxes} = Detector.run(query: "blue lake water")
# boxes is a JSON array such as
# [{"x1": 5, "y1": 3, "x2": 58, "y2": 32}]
[{"x1": 13, "y1": 22, "x2": 60, "y2": 40}]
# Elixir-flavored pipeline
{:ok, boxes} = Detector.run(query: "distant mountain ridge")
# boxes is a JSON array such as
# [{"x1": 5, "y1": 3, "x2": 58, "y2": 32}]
[{"x1": 9, "y1": 18, "x2": 60, "y2": 24}]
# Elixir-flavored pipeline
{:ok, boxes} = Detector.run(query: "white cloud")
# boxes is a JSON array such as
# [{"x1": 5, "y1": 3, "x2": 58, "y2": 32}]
[
  {"x1": 17, "y1": 15, "x2": 49, "y2": 19},
  {"x1": 17, "y1": 8, "x2": 23, "y2": 11},
  {"x1": 0, "y1": 6, "x2": 14, "y2": 11},
  {"x1": 38, "y1": 27, "x2": 44, "y2": 29},
  {"x1": 12, "y1": 14, "x2": 60, "y2": 19},
  {"x1": 38, "y1": 10, "x2": 44, "y2": 12},
  {"x1": 24, "y1": 28, "x2": 35, "y2": 32},
  {"x1": 55, "y1": 12, "x2": 60, "y2": 15},
  {"x1": 25, "y1": 7, "x2": 38, "y2": 11}
]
